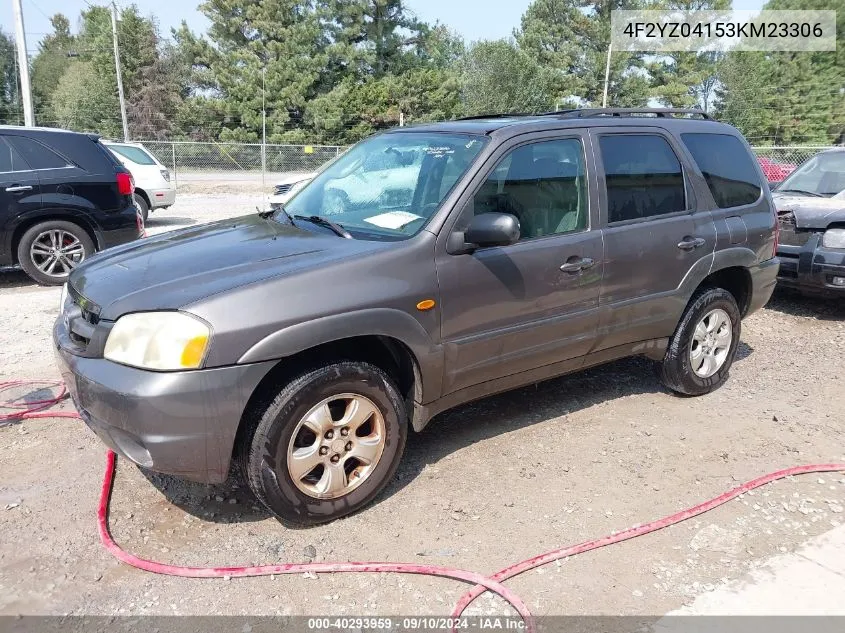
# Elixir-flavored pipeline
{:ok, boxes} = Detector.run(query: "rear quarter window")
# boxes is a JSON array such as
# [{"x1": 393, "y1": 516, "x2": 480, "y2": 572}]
[
  {"x1": 681, "y1": 133, "x2": 762, "y2": 208},
  {"x1": 6, "y1": 136, "x2": 73, "y2": 170}
]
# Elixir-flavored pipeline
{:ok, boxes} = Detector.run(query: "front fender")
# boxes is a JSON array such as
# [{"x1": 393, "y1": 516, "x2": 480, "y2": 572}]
[{"x1": 237, "y1": 308, "x2": 444, "y2": 403}]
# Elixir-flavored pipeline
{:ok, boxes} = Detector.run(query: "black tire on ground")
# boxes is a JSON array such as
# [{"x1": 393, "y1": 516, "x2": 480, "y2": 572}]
[
  {"x1": 133, "y1": 193, "x2": 149, "y2": 223},
  {"x1": 660, "y1": 287, "x2": 742, "y2": 396},
  {"x1": 17, "y1": 220, "x2": 95, "y2": 286},
  {"x1": 240, "y1": 361, "x2": 408, "y2": 526}
]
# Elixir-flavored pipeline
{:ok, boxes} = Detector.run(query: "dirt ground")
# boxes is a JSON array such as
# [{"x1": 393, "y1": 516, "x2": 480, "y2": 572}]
[{"x1": 1, "y1": 194, "x2": 844, "y2": 618}]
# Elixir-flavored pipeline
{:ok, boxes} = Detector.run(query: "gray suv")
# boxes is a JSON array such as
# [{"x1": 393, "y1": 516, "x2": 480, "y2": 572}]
[{"x1": 54, "y1": 109, "x2": 779, "y2": 525}]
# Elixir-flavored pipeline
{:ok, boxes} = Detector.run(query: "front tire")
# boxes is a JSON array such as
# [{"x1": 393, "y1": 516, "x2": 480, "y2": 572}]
[
  {"x1": 242, "y1": 362, "x2": 407, "y2": 525},
  {"x1": 17, "y1": 220, "x2": 95, "y2": 286},
  {"x1": 660, "y1": 287, "x2": 741, "y2": 396}
]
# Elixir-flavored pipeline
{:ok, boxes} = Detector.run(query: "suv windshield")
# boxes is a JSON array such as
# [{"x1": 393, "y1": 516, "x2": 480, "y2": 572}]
[
  {"x1": 283, "y1": 132, "x2": 488, "y2": 240},
  {"x1": 777, "y1": 151, "x2": 845, "y2": 197},
  {"x1": 108, "y1": 144, "x2": 157, "y2": 166}
]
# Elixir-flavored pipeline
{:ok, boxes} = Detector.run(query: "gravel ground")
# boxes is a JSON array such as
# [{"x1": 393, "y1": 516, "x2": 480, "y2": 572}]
[{"x1": 1, "y1": 195, "x2": 844, "y2": 618}]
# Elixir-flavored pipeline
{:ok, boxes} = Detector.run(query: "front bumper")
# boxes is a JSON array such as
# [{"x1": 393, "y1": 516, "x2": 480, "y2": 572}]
[
  {"x1": 777, "y1": 235, "x2": 845, "y2": 295},
  {"x1": 149, "y1": 186, "x2": 177, "y2": 209},
  {"x1": 53, "y1": 318, "x2": 275, "y2": 483}
]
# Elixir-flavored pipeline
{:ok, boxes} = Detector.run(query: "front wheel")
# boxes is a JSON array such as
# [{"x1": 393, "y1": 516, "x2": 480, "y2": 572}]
[
  {"x1": 241, "y1": 362, "x2": 407, "y2": 525},
  {"x1": 660, "y1": 287, "x2": 741, "y2": 396}
]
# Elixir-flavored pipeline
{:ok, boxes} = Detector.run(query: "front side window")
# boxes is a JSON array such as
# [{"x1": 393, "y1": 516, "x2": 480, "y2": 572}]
[
  {"x1": 471, "y1": 138, "x2": 588, "y2": 240},
  {"x1": 285, "y1": 132, "x2": 488, "y2": 240},
  {"x1": 599, "y1": 134, "x2": 686, "y2": 223},
  {"x1": 778, "y1": 151, "x2": 845, "y2": 198},
  {"x1": 682, "y1": 133, "x2": 762, "y2": 208},
  {"x1": 6, "y1": 136, "x2": 71, "y2": 170},
  {"x1": 108, "y1": 144, "x2": 158, "y2": 166}
]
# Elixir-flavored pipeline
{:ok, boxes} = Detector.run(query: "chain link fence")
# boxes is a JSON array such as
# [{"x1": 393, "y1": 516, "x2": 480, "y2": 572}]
[{"x1": 138, "y1": 141, "x2": 838, "y2": 201}]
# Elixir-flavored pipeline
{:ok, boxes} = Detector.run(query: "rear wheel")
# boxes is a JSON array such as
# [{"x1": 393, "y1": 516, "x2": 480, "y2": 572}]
[
  {"x1": 241, "y1": 362, "x2": 407, "y2": 525},
  {"x1": 17, "y1": 220, "x2": 95, "y2": 286},
  {"x1": 133, "y1": 193, "x2": 149, "y2": 223},
  {"x1": 660, "y1": 287, "x2": 741, "y2": 396}
]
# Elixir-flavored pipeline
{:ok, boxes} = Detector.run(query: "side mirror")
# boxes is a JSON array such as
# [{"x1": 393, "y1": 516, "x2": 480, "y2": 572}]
[{"x1": 464, "y1": 212, "x2": 520, "y2": 248}]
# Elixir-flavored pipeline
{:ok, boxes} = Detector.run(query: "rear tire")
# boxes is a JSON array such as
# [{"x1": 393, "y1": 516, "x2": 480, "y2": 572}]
[
  {"x1": 660, "y1": 287, "x2": 741, "y2": 396},
  {"x1": 17, "y1": 220, "x2": 95, "y2": 286},
  {"x1": 241, "y1": 362, "x2": 407, "y2": 525},
  {"x1": 133, "y1": 193, "x2": 149, "y2": 223}
]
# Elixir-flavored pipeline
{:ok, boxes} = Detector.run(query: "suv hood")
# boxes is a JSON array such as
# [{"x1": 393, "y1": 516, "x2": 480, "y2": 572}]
[
  {"x1": 773, "y1": 191, "x2": 845, "y2": 229},
  {"x1": 69, "y1": 214, "x2": 388, "y2": 320}
]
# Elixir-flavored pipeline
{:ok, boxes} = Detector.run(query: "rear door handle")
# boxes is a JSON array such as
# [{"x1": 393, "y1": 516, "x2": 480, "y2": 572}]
[
  {"x1": 560, "y1": 257, "x2": 595, "y2": 273},
  {"x1": 5, "y1": 185, "x2": 33, "y2": 193},
  {"x1": 677, "y1": 237, "x2": 706, "y2": 251}
]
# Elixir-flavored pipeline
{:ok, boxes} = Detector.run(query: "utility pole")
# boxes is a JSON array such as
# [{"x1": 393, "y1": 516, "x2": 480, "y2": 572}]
[
  {"x1": 261, "y1": 67, "x2": 267, "y2": 195},
  {"x1": 12, "y1": 0, "x2": 34, "y2": 126},
  {"x1": 111, "y1": 2, "x2": 129, "y2": 141},
  {"x1": 601, "y1": 41, "x2": 612, "y2": 109}
]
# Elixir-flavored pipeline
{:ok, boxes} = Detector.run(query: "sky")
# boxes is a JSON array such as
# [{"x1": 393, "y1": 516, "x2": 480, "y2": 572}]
[{"x1": 2, "y1": 0, "x2": 770, "y2": 52}]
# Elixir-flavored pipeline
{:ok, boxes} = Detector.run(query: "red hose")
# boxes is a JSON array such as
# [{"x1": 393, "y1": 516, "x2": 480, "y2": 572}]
[{"x1": 7, "y1": 380, "x2": 845, "y2": 626}]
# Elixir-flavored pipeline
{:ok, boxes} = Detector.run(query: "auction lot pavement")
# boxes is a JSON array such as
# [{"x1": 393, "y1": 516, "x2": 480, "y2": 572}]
[{"x1": 1, "y1": 194, "x2": 845, "y2": 618}]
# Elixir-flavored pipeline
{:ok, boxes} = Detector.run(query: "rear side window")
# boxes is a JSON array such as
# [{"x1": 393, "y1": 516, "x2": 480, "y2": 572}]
[
  {"x1": 682, "y1": 133, "x2": 762, "y2": 208},
  {"x1": 599, "y1": 134, "x2": 686, "y2": 223},
  {"x1": 0, "y1": 138, "x2": 30, "y2": 172},
  {"x1": 6, "y1": 136, "x2": 72, "y2": 170},
  {"x1": 108, "y1": 144, "x2": 157, "y2": 165}
]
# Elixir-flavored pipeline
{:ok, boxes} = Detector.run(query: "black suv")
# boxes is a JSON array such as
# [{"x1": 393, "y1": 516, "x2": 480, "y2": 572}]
[
  {"x1": 0, "y1": 126, "x2": 143, "y2": 285},
  {"x1": 55, "y1": 109, "x2": 779, "y2": 525}
]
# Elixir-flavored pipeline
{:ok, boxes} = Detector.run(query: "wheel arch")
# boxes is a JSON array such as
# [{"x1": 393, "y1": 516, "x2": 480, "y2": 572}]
[
  {"x1": 231, "y1": 333, "x2": 426, "y2": 478},
  {"x1": 133, "y1": 188, "x2": 151, "y2": 209},
  {"x1": 11, "y1": 213, "x2": 100, "y2": 265}
]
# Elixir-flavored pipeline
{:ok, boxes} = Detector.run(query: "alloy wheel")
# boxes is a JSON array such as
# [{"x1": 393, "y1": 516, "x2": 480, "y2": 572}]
[
  {"x1": 689, "y1": 308, "x2": 733, "y2": 379},
  {"x1": 286, "y1": 393, "x2": 386, "y2": 500},
  {"x1": 29, "y1": 229, "x2": 86, "y2": 278}
]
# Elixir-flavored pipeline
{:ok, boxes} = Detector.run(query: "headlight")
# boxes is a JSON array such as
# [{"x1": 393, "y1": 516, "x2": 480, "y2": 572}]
[
  {"x1": 822, "y1": 228, "x2": 845, "y2": 249},
  {"x1": 59, "y1": 283, "x2": 68, "y2": 314},
  {"x1": 104, "y1": 312, "x2": 210, "y2": 371}
]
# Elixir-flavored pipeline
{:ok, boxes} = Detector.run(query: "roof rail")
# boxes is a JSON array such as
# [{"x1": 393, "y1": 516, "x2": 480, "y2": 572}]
[
  {"x1": 456, "y1": 112, "x2": 537, "y2": 121},
  {"x1": 556, "y1": 108, "x2": 711, "y2": 120}
]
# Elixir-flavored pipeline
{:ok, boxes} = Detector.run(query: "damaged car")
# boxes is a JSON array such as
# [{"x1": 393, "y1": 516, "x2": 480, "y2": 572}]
[{"x1": 774, "y1": 148, "x2": 845, "y2": 295}]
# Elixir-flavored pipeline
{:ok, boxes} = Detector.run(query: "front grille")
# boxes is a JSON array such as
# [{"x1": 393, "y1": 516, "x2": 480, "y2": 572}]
[
  {"x1": 777, "y1": 211, "x2": 815, "y2": 248},
  {"x1": 274, "y1": 183, "x2": 292, "y2": 196}
]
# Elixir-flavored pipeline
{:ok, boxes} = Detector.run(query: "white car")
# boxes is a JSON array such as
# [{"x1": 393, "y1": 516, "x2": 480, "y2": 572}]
[
  {"x1": 270, "y1": 171, "x2": 317, "y2": 208},
  {"x1": 103, "y1": 141, "x2": 176, "y2": 221},
  {"x1": 269, "y1": 149, "x2": 422, "y2": 213}
]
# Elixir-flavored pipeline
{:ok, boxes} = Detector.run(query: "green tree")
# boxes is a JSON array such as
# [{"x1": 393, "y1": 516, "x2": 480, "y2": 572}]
[
  {"x1": 648, "y1": 0, "x2": 730, "y2": 110},
  {"x1": 195, "y1": 0, "x2": 328, "y2": 142},
  {"x1": 30, "y1": 14, "x2": 75, "y2": 125},
  {"x1": 515, "y1": 0, "x2": 651, "y2": 108},
  {"x1": 51, "y1": 61, "x2": 121, "y2": 136},
  {"x1": 460, "y1": 39, "x2": 556, "y2": 115},
  {"x1": 0, "y1": 31, "x2": 21, "y2": 125},
  {"x1": 716, "y1": 0, "x2": 844, "y2": 144}
]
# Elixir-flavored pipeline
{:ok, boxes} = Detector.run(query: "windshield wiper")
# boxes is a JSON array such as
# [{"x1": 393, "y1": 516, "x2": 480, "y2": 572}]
[
  {"x1": 294, "y1": 214, "x2": 352, "y2": 239},
  {"x1": 777, "y1": 188, "x2": 824, "y2": 197}
]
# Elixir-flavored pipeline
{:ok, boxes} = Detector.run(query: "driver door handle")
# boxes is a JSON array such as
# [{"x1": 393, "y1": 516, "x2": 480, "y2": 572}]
[
  {"x1": 5, "y1": 185, "x2": 33, "y2": 193},
  {"x1": 677, "y1": 237, "x2": 706, "y2": 251},
  {"x1": 560, "y1": 257, "x2": 595, "y2": 273}
]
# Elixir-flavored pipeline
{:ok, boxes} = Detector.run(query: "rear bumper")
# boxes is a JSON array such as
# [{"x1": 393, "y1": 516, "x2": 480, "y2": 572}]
[
  {"x1": 96, "y1": 204, "x2": 144, "y2": 250},
  {"x1": 746, "y1": 257, "x2": 780, "y2": 315},
  {"x1": 148, "y1": 187, "x2": 176, "y2": 209},
  {"x1": 53, "y1": 318, "x2": 275, "y2": 483},
  {"x1": 777, "y1": 236, "x2": 845, "y2": 295}
]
